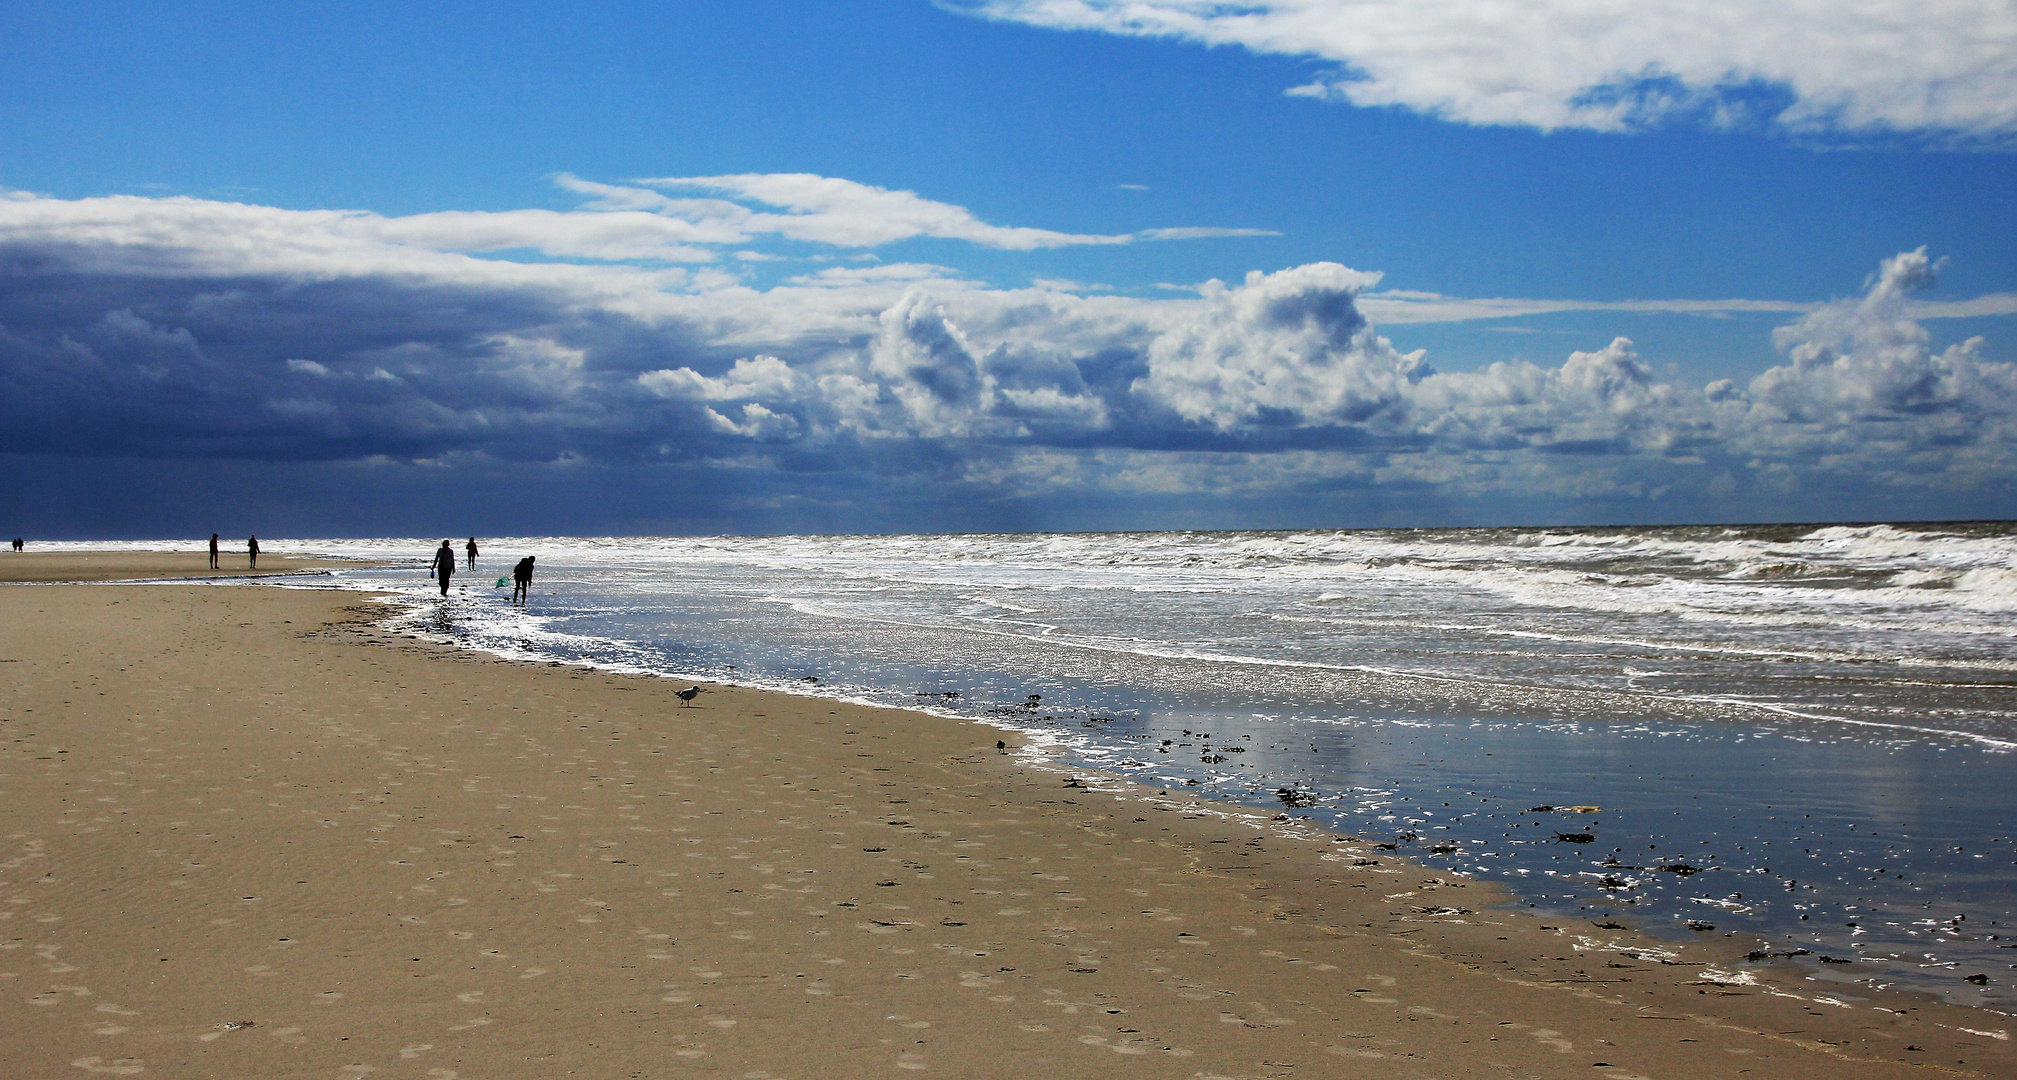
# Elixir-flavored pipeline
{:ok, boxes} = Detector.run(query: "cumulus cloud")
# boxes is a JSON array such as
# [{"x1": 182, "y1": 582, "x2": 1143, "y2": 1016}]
[
  {"x1": 1, "y1": 187, "x2": 2011, "y2": 524},
  {"x1": 1713, "y1": 249, "x2": 2017, "y2": 483},
  {"x1": 1134, "y1": 263, "x2": 1425, "y2": 430},
  {"x1": 947, "y1": 0, "x2": 2017, "y2": 141}
]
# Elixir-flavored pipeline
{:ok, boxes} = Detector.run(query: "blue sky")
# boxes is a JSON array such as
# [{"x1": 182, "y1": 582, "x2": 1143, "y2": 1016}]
[{"x1": 2, "y1": 0, "x2": 2014, "y2": 536}]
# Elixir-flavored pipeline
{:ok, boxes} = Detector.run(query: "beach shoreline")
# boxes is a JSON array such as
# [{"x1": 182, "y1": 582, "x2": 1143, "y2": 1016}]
[
  {"x1": 0, "y1": 548, "x2": 375, "y2": 583},
  {"x1": 0, "y1": 564, "x2": 2010, "y2": 1077}
]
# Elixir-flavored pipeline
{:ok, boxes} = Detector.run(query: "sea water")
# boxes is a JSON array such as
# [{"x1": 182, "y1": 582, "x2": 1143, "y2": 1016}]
[{"x1": 57, "y1": 523, "x2": 2017, "y2": 1009}]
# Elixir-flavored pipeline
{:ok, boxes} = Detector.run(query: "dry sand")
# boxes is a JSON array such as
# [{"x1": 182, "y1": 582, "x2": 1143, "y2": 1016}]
[{"x1": 0, "y1": 561, "x2": 2011, "y2": 1078}]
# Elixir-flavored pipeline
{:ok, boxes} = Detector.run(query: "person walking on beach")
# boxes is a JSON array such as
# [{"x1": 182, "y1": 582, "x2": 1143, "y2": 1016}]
[
  {"x1": 511, "y1": 555, "x2": 534, "y2": 606},
  {"x1": 208, "y1": 533, "x2": 220, "y2": 569},
  {"x1": 431, "y1": 539, "x2": 456, "y2": 597},
  {"x1": 465, "y1": 536, "x2": 479, "y2": 571},
  {"x1": 247, "y1": 535, "x2": 259, "y2": 569}
]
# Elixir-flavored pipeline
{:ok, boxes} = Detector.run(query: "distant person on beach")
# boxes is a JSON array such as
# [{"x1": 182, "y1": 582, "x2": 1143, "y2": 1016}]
[
  {"x1": 10, "y1": 537, "x2": 20, "y2": 552},
  {"x1": 209, "y1": 533, "x2": 220, "y2": 569},
  {"x1": 247, "y1": 535, "x2": 259, "y2": 569},
  {"x1": 511, "y1": 555, "x2": 534, "y2": 606},
  {"x1": 465, "y1": 537, "x2": 479, "y2": 571},
  {"x1": 431, "y1": 539, "x2": 456, "y2": 597}
]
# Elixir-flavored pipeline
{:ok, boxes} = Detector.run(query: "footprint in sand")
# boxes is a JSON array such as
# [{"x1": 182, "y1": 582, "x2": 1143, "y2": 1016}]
[
  {"x1": 399, "y1": 1044, "x2": 433, "y2": 1059},
  {"x1": 89, "y1": 1023, "x2": 129, "y2": 1035},
  {"x1": 447, "y1": 1018, "x2": 492, "y2": 1032},
  {"x1": 1529, "y1": 1028, "x2": 1575, "y2": 1053},
  {"x1": 457, "y1": 991, "x2": 484, "y2": 1004},
  {"x1": 269, "y1": 1027, "x2": 308, "y2": 1046},
  {"x1": 335, "y1": 1067, "x2": 376, "y2": 1080},
  {"x1": 69, "y1": 1057, "x2": 144, "y2": 1075},
  {"x1": 1076, "y1": 1035, "x2": 1155, "y2": 1056},
  {"x1": 517, "y1": 968, "x2": 546, "y2": 980}
]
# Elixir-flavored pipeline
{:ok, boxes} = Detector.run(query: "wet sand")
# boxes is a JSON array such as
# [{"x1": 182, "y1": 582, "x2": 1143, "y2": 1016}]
[
  {"x1": 0, "y1": 549, "x2": 364, "y2": 583},
  {"x1": 0, "y1": 568, "x2": 2011, "y2": 1078}
]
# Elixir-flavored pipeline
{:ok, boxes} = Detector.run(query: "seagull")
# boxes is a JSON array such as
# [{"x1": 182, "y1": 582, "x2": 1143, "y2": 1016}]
[{"x1": 675, "y1": 685, "x2": 702, "y2": 707}]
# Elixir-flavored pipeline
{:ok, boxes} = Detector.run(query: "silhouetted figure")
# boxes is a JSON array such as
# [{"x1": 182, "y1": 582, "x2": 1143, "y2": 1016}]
[
  {"x1": 511, "y1": 555, "x2": 535, "y2": 606},
  {"x1": 10, "y1": 538, "x2": 20, "y2": 552},
  {"x1": 465, "y1": 536, "x2": 479, "y2": 571},
  {"x1": 208, "y1": 533, "x2": 220, "y2": 569},
  {"x1": 431, "y1": 539, "x2": 456, "y2": 597},
  {"x1": 247, "y1": 535, "x2": 259, "y2": 569}
]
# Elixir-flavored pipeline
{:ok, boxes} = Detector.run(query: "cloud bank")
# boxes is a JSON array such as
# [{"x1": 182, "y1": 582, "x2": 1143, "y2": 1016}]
[
  {"x1": 948, "y1": 0, "x2": 2017, "y2": 141},
  {"x1": 1, "y1": 188, "x2": 2011, "y2": 531}
]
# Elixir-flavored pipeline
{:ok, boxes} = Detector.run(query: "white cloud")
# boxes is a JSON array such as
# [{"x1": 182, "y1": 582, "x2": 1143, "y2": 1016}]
[
  {"x1": 785, "y1": 263, "x2": 970, "y2": 288},
  {"x1": 1134, "y1": 226, "x2": 1280, "y2": 241},
  {"x1": 1358, "y1": 292, "x2": 1814, "y2": 325},
  {"x1": 949, "y1": 0, "x2": 2017, "y2": 141},
  {"x1": 704, "y1": 401, "x2": 802, "y2": 441},
  {"x1": 361, "y1": 208, "x2": 721, "y2": 262},
  {"x1": 634, "y1": 173, "x2": 1132, "y2": 250},
  {"x1": 1737, "y1": 249, "x2": 2015, "y2": 443},
  {"x1": 1134, "y1": 262, "x2": 1426, "y2": 429},
  {"x1": 613, "y1": 173, "x2": 1274, "y2": 251},
  {"x1": 640, "y1": 355, "x2": 805, "y2": 402}
]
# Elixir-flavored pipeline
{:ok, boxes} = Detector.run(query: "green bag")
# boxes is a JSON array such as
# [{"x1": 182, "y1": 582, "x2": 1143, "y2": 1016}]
[{"x1": 496, "y1": 577, "x2": 510, "y2": 588}]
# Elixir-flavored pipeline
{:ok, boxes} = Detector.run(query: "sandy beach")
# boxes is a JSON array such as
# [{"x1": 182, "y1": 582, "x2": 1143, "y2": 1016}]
[{"x1": 0, "y1": 557, "x2": 2011, "y2": 1078}]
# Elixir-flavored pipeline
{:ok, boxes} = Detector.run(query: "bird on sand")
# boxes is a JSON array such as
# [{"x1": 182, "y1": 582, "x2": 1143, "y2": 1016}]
[{"x1": 675, "y1": 685, "x2": 702, "y2": 707}]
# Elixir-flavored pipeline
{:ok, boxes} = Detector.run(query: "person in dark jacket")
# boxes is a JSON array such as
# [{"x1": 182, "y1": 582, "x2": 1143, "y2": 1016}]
[
  {"x1": 511, "y1": 555, "x2": 535, "y2": 606},
  {"x1": 431, "y1": 539, "x2": 456, "y2": 597}
]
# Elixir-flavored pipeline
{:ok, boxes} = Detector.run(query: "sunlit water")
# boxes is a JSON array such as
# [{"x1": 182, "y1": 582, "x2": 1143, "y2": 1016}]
[{"x1": 45, "y1": 522, "x2": 2017, "y2": 1009}]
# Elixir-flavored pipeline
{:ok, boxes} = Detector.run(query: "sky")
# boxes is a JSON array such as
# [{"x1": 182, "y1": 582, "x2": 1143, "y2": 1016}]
[{"x1": 2, "y1": 0, "x2": 2015, "y2": 537}]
